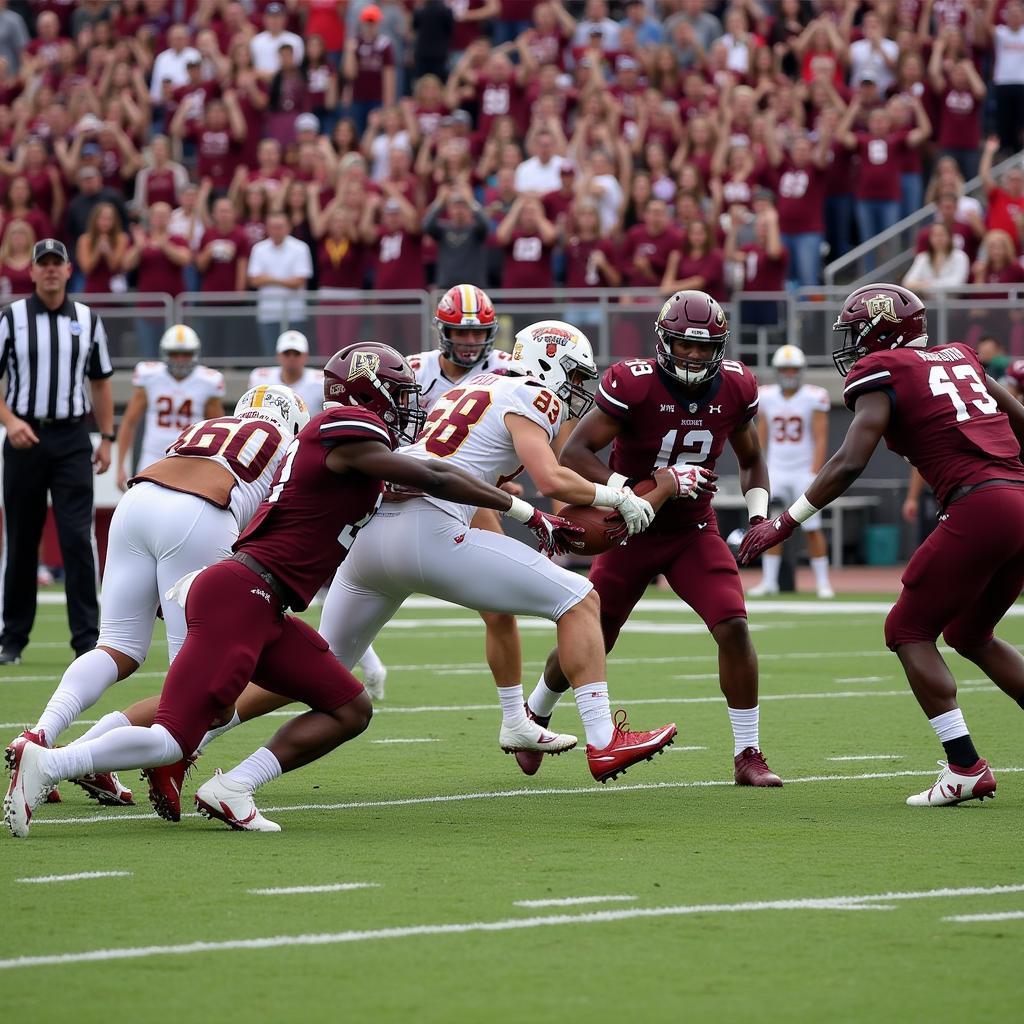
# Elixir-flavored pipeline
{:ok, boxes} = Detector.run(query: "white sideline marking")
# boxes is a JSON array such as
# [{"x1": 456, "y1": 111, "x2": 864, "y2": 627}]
[
  {"x1": 370, "y1": 738, "x2": 440, "y2": 745},
  {"x1": 834, "y1": 676, "x2": 888, "y2": 684},
  {"x1": 381, "y1": 618, "x2": 768, "y2": 636},
  {"x1": 667, "y1": 746, "x2": 709, "y2": 752},
  {"x1": 827, "y1": 755, "x2": 903, "y2": 762},
  {"x1": 2, "y1": 884, "x2": 1021, "y2": 970},
  {"x1": 944, "y1": 911, "x2": 1024, "y2": 923},
  {"x1": 29, "y1": 767, "x2": 1024, "y2": 828},
  {"x1": 513, "y1": 895, "x2": 637, "y2": 908},
  {"x1": 16, "y1": 871, "x2": 132, "y2": 884},
  {"x1": 248, "y1": 883, "x2": 380, "y2": 896}
]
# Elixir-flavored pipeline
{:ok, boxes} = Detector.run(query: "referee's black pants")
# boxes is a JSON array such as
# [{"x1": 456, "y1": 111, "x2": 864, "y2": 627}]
[{"x1": 1, "y1": 420, "x2": 99, "y2": 656}]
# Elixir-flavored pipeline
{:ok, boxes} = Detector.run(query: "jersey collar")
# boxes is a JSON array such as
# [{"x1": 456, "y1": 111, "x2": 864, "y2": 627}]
[{"x1": 657, "y1": 363, "x2": 722, "y2": 409}]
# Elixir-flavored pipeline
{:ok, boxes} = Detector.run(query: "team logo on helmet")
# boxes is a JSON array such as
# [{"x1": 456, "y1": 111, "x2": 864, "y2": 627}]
[
  {"x1": 866, "y1": 294, "x2": 899, "y2": 323},
  {"x1": 348, "y1": 350, "x2": 381, "y2": 381},
  {"x1": 512, "y1": 341, "x2": 525, "y2": 360}
]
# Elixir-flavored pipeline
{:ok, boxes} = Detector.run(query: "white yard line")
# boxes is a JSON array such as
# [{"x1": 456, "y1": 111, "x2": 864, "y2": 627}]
[
  {"x1": 2, "y1": 884, "x2": 1022, "y2": 971},
  {"x1": 666, "y1": 746, "x2": 709, "y2": 752},
  {"x1": 513, "y1": 895, "x2": 637, "y2": 908},
  {"x1": 944, "y1": 911, "x2": 1024, "y2": 923},
  {"x1": 15, "y1": 871, "x2": 132, "y2": 884},
  {"x1": 370, "y1": 738, "x2": 440, "y2": 745},
  {"x1": 29, "y1": 767, "x2": 1024, "y2": 828},
  {"x1": 827, "y1": 755, "x2": 904, "y2": 762},
  {"x1": 834, "y1": 677, "x2": 889, "y2": 684},
  {"x1": 248, "y1": 883, "x2": 380, "y2": 896}
]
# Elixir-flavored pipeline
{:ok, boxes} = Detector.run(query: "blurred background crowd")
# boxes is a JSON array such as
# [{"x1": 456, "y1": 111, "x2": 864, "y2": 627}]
[{"x1": 0, "y1": 0, "x2": 1022, "y2": 320}]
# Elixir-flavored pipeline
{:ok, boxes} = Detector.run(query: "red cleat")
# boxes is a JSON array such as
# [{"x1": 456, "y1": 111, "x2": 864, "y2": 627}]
[
  {"x1": 6, "y1": 732, "x2": 60, "y2": 803},
  {"x1": 586, "y1": 710, "x2": 677, "y2": 783},
  {"x1": 45, "y1": 787, "x2": 62, "y2": 803},
  {"x1": 514, "y1": 705, "x2": 551, "y2": 776},
  {"x1": 734, "y1": 747, "x2": 783, "y2": 787},
  {"x1": 142, "y1": 755, "x2": 196, "y2": 822},
  {"x1": 70, "y1": 772, "x2": 134, "y2": 806}
]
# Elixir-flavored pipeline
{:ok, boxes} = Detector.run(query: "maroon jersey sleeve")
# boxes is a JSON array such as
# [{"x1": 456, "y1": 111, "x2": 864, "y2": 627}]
[
  {"x1": 318, "y1": 406, "x2": 395, "y2": 449},
  {"x1": 843, "y1": 351, "x2": 899, "y2": 411},
  {"x1": 595, "y1": 359, "x2": 658, "y2": 421}
]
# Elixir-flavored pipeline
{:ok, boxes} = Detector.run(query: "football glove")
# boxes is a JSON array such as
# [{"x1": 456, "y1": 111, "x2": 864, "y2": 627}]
[
  {"x1": 736, "y1": 511, "x2": 797, "y2": 565},
  {"x1": 525, "y1": 509, "x2": 584, "y2": 558},
  {"x1": 608, "y1": 487, "x2": 655, "y2": 536},
  {"x1": 665, "y1": 465, "x2": 718, "y2": 500}
]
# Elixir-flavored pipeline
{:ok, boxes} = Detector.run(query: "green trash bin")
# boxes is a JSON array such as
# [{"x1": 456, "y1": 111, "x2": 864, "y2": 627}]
[{"x1": 863, "y1": 524, "x2": 900, "y2": 566}]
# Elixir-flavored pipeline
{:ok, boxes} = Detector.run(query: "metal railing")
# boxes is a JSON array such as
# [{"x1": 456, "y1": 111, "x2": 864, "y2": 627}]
[{"x1": 823, "y1": 150, "x2": 1024, "y2": 288}]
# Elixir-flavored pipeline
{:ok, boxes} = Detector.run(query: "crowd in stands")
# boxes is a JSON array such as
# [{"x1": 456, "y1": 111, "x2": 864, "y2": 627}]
[{"x1": 0, "y1": 0, "x2": 1023, "y2": 316}]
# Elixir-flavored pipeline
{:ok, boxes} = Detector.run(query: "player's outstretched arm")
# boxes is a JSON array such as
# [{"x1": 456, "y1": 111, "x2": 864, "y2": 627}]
[
  {"x1": 557, "y1": 406, "x2": 623, "y2": 484},
  {"x1": 738, "y1": 392, "x2": 889, "y2": 565},
  {"x1": 986, "y1": 374, "x2": 1024, "y2": 451}
]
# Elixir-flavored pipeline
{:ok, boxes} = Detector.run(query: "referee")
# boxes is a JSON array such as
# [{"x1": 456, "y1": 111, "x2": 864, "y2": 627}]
[{"x1": 0, "y1": 238, "x2": 115, "y2": 665}]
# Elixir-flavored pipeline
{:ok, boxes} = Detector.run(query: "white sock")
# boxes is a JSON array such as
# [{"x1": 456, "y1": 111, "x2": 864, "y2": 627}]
[
  {"x1": 574, "y1": 682, "x2": 613, "y2": 748},
  {"x1": 70, "y1": 710, "x2": 131, "y2": 746},
  {"x1": 929, "y1": 708, "x2": 970, "y2": 743},
  {"x1": 46, "y1": 724, "x2": 182, "y2": 778},
  {"x1": 527, "y1": 674, "x2": 564, "y2": 719},
  {"x1": 760, "y1": 554, "x2": 781, "y2": 588},
  {"x1": 197, "y1": 710, "x2": 242, "y2": 752},
  {"x1": 33, "y1": 649, "x2": 120, "y2": 744},
  {"x1": 811, "y1": 555, "x2": 831, "y2": 589},
  {"x1": 359, "y1": 644, "x2": 384, "y2": 675},
  {"x1": 223, "y1": 746, "x2": 282, "y2": 792},
  {"x1": 497, "y1": 684, "x2": 527, "y2": 726},
  {"x1": 728, "y1": 705, "x2": 759, "y2": 756}
]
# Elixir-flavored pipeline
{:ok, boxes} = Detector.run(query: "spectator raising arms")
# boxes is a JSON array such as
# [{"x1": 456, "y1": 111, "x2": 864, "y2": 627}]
[
  {"x1": 494, "y1": 194, "x2": 557, "y2": 289},
  {"x1": 75, "y1": 201, "x2": 129, "y2": 294}
]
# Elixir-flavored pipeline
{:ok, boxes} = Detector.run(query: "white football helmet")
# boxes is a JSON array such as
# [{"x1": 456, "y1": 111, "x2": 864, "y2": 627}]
[
  {"x1": 234, "y1": 384, "x2": 311, "y2": 437},
  {"x1": 160, "y1": 324, "x2": 201, "y2": 381},
  {"x1": 772, "y1": 344, "x2": 806, "y2": 392},
  {"x1": 508, "y1": 320, "x2": 598, "y2": 422}
]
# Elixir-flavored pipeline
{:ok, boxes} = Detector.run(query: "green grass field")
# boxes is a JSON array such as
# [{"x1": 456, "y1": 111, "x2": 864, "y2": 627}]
[{"x1": 1, "y1": 589, "x2": 1021, "y2": 1023}]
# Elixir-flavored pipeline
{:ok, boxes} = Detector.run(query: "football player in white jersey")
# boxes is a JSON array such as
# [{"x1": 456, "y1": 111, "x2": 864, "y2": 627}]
[
  {"x1": 248, "y1": 330, "x2": 326, "y2": 417},
  {"x1": 750, "y1": 345, "x2": 834, "y2": 598},
  {"x1": 116, "y1": 325, "x2": 226, "y2": 489},
  {"x1": 7, "y1": 385, "x2": 308, "y2": 811}
]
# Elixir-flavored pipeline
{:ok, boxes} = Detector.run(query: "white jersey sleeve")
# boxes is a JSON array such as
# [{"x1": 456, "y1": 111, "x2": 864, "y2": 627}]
[{"x1": 399, "y1": 373, "x2": 555, "y2": 525}]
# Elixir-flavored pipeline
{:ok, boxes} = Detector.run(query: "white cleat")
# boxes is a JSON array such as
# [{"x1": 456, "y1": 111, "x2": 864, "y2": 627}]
[
  {"x1": 906, "y1": 759, "x2": 996, "y2": 807},
  {"x1": 816, "y1": 585, "x2": 835, "y2": 599},
  {"x1": 499, "y1": 718, "x2": 578, "y2": 755},
  {"x1": 194, "y1": 770, "x2": 281, "y2": 832},
  {"x1": 3, "y1": 738, "x2": 58, "y2": 838},
  {"x1": 361, "y1": 662, "x2": 387, "y2": 701},
  {"x1": 746, "y1": 581, "x2": 778, "y2": 597}
]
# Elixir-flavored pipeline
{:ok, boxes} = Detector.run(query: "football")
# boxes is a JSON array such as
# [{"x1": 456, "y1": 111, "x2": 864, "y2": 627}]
[{"x1": 558, "y1": 478, "x2": 658, "y2": 556}]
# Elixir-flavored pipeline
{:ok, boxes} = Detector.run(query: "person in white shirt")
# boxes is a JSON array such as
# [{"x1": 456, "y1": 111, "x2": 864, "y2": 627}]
[
  {"x1": 149, "y1": 24, "x2": 201, "y2": 102},
  {"x1": 247, "y1": 331, "x2": 324, "y2": 419},
  {"x1": 572, "y1": 0, "x2": 621, "y2": 49},
  {"x1": 750, "y1": 345, "x2": 834, "y2": 599},
  {"x1": 250, "y1": 1, "x2": 304, "y2": 80},
  {"x1": 246, "y1": 212, "x2": 313, "y2": 356},
  {"x1": 513, "y1": 129, "x2": 568, "y2": 196},
  {"x1": 902, "y1": 222, "x2": 970, "y2": 295},
  {"x1": 847, "y1": 12, "x2": 899, "y2": 94},
  {"x1": 989, "y1": 0, "x2": 1024, "y2": 153}
]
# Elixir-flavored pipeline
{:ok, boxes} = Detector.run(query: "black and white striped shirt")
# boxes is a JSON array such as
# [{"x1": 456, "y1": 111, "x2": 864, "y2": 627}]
[{"x1": 0, "y1": 296, "x2": 113, "y2": 421}]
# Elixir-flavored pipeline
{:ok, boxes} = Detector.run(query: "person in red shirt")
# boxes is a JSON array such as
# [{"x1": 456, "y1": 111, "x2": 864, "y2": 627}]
[
  {"x1": 563, "y1": 199, "x2": 621, "y2": 288},
  {"x1": 928, "y1": 41, "x2": 986, "y2": 180},
  {"x1": 172, "y1": 91, "x2": 246, "y2": 194},
  {"x1": 461, "y1": 50, "x2": 529, "y2": 142},
  {"x1": 341, "y1": 4, "x2": 395, "y2": 134},
  {"x1": 495, "y1": 194, "x2": 557, "y2": 289},
  {"x1": 75, "y1": 201, "x2": 130, "y2": 295},
  {"x1": 839, "y1": 96, "x2": 931, "y2": 262},
  {"x1": 363, "y1": 192, "x2": 424, "y2": 290},
  {"x1": 726, "y1": 203, "x2": 788, "y2": 325},
  {"x1": 661, "y1": 218, "x2": 727, "y2": 303},
  {"x1": 619, "y1": 198, "x2": 682, "y2": 288},
  {"x1": 451, "y1": 0, "x2": 500, "y2": 53},
  {"x1": 315, "y1": 205, "x2": 366, "y2": 353},
  {"x1": 0, "y1": 176, "x2": 54, "y2": 247},
  {"x1": 196, "y1": 196, "x2": 251, "y2": 293},
  {"x1": 980, "y1": 135, "x2": 1024, "y2": 250},
  {"x1": 542, "y1": 164, "x2": 578, "y2": 232},
  {"x1": 305, "y1": 0, "x2": 345, "y2": 63},
  {"x1": 0, "y1": 219, "x2": 35, "y2": 301}
]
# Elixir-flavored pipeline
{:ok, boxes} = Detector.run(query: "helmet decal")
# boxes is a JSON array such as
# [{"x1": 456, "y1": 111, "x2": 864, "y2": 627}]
[
  {"x1": 865, "y1": 294, "x2": 900, "y2": 324},
  {"x1": 348, "y1": 350, "x2": 382, "y2": 382}
]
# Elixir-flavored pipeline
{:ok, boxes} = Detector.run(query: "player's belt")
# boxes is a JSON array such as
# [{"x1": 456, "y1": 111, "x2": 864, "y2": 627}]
[
  {"x1": 231, "y1": 551, "x2": 291, "y2": 608},
  {"x1": 944, "y1": 477, "x2": 1024, "y2": 509}
]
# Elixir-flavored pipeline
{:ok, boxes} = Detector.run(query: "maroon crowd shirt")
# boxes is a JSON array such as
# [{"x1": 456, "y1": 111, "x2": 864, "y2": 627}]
[
  {"x1": 738, "y1": 243, "x2": 789, "y2": 290},
  {"x1": 318, "y1": 235, "x2": 365, "y2": 288},
  {"x1": 619, "y1": 224, "x2": 682, "y2": 287},
  {"x1": 854, "y1": 130, "x2": 909, "y2": 201},
  {"x1": 352, "y1": 34, "x2": 394, "y2": 102},
  {"x1": 135, "y1": 234, "x2": 189, "y2": 297},
  {"x1": 501, "y1": 230, "x2": 554, "y2": 288},
  {"x1": 843, "y1": 344, "x2": 1024, "y2": 507},
  {"x1": 938, "y1": 87, "x2": 982, "y2": 150},
  {"x1": 236, "y1": 406, "x2": 391, "y2": 610},
  {"x1": 199, "y1": 226, "x2": 250, "y2": 291},
  {"x1": 374, "y1": 227, "x2": 424, "y2": 289},
  {"x1": 594, "y1": 355, "x2": 760, "y2": 532},
  {"x1": 774, "y1": 161, "x2": 827, "y2": 234},
  {"x1": 564, "y1": 236, "x2": 618, "y2": 288},
  {"x1": 191, "y1": 125, "x2": 240, "y2": 190}
]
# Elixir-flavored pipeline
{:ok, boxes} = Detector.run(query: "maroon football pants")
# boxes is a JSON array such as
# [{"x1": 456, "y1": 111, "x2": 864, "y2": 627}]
[
  {"x1": 153, "y1": 560, "x2": 364, "y2": 757},
  {"x1": 589, "y1": 516, "x2": 747, "y2": 651},
  {"x1": 885, "y1": 486, "x2": 1024, "y2": 650}
]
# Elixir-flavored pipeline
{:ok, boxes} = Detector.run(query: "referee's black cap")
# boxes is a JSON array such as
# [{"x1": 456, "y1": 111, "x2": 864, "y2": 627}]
[{"x1": 32, "y1": 238, "x2": 70, "y2": 264}]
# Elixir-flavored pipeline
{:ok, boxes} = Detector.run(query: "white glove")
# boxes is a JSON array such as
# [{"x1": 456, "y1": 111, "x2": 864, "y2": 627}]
[
  {"x1": 599, "y1": 485, "x2": 654, "y2": 536},
  {"x1": 667, "y1": 464, "x2": 717, "y2": 500},
  {"x1": 165, "y1": 568, "x2": 205, "y2": 609}
]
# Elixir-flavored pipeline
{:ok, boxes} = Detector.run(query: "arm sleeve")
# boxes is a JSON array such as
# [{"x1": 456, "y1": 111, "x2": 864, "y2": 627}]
[
  {"x1": 843, "y1": 355, "x2": 894, "y2": 411},
  {"x1": 508, "y1": 385, "x2": 559, "y2": 442},
  {"x1": 86, "y1": 312, "x2": 114, "y2": 380},
  {"x1": 594, "y1": 363, "x2": 635, "y2": 421},
  {"x1": 318, "y1": 408, "x2": 395, "y2": 448}
]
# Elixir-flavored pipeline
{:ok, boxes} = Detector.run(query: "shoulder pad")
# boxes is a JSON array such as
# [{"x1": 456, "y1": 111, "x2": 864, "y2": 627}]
[
  {"x1": 595, "y1": 360, "x2": 656, "y2": 419},
  {"x1": 317, "y1": 406, "x2": 394, "y2": 449}
]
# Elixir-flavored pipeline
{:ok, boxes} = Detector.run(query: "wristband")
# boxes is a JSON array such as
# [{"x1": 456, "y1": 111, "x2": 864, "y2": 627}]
[
  {"x1": 504, "y1": 496, "x2": 536, "y2": 523},
  {"x1": 788, "y1": 492, "x2": 820, "y2": 525},
  {"x1": 744, "y1": 486, "x2": 769, "y2": 521},
  {"x1": 100, "y1": 432, "x2": 116, "y2": 443},
  {"x1": 607, "y1": 472, "x2": 629, "y2": 489},
  {"x1": 591, "y1": 483, "x2": 622, "y2": 508}
]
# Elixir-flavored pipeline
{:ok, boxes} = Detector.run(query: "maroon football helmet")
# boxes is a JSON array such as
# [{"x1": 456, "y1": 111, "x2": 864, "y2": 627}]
[
  {"x1": 833, "y1": 283, "x2": 929, "y2": 376},
  {"x1": 655, "y1": 290, "x2": 730, "y2": 385},
  {"x1": 323, "y1": 342, "x2": 425, "y2": 442}
]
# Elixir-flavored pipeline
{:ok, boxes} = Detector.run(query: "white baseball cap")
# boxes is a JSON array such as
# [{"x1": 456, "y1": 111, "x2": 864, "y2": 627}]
[{"x1": 276, "y1": 330, "x2": 309, "y2": 354}]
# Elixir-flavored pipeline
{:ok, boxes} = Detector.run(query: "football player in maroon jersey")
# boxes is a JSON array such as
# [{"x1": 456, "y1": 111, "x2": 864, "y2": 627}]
[
  {"x1": 523, "y1": 290, "x2": 783, "y2": 787},
  {"x1": 739, "y1": 283, "x2": 1024, "y2": 807},
  {"x1": 4, "y1": 344, "x2": 582, "y2": 837}
]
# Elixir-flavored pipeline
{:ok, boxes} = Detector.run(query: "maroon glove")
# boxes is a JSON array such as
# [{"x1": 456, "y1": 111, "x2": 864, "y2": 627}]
[
  {"x1": 737, "y1": 511, "x2": 797, "y2": 565},
  {"x1": 526, "y1": 509, "x2": 584, "y2": 558}
]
